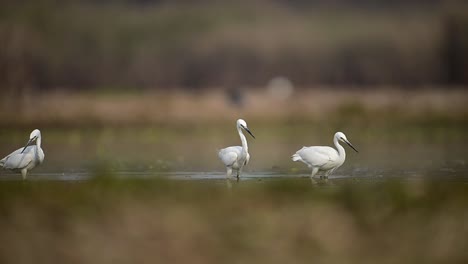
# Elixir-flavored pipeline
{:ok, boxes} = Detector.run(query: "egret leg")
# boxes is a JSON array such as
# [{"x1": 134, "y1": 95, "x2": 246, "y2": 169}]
[
  {"x1": 326, "y1": 168, "x2": 338, "y2": 179},
  {"x1": 310, "y1": 177, "x2": 318, "y2": 185},
  {"x1": 237, "y1": 167, "x2": 243, "y2": 182},
  {"x1": 310, "y1": 167, "x2": 319, "y2": 178},
  {"x1": 225, "y1": 167, "x2": 234, "y2": 189},
  {"x1": 21, "y1": 169, "x2": 27, "y2": 180},
  {"x1": 226, "y1": 167, "x2": 233, "y2": 179}
]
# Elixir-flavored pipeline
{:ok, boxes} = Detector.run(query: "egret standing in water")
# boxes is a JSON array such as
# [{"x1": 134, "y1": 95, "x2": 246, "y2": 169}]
[
  {"x1": 0, "y1": 129, "x2": 45, "y2": 180},
  {"x1": 292, "y1": 132, "x2": 358, "y2": 179},
  {"x1": 218, "y1": 119, "x2": 255, "y2": 181}
]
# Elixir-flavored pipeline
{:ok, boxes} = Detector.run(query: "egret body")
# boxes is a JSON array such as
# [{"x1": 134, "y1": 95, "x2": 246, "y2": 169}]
[
  {"x1": 0, "y1": 129, "x2": 45, "y2": 179},
  {"x1": 292, "y1": 132, "x2": 357, "y2": 179},
  {"x1": 218, "y1": 119, "x2": 255, "y2": 180}
]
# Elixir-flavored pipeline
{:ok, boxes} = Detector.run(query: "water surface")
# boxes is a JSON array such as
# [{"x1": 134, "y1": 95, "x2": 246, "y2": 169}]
[{"x1": 0, "y1": 122, "x2": 466, "y2": 182}]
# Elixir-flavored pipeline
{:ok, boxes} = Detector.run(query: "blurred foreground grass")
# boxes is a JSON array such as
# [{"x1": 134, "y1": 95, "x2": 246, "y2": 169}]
[{"x1": 0, "y1": 176, "x2": 467, "y2": 264}]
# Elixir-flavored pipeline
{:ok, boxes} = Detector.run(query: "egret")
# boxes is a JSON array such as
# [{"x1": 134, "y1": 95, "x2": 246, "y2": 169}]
[
  {"x1": 218, "y1": 119, "x2": 255, "y2": 181},
  {"x1": 0, "y1": 129, "x2": 45, "y2": 180},
  {"x1": 292, "y1": 132, "x2": 358, "y2": 179}
]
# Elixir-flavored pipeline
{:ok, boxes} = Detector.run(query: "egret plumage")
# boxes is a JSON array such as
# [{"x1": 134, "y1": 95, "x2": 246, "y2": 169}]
[
  {"x1": 218, "y1": 119, "x2": 255, "y2": 180},
  {"x1": 292, "y1": 132, "x2": 357, "y2": 179},
  {"x1": 0, "y1": 129, "x2": 45, "y2": 180}
]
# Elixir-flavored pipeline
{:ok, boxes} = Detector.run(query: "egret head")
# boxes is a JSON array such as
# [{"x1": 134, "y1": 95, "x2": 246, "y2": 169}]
[
  {"x1": 237, "y1": 119, "x2": 255, "y2": 139},
  {"x1": 22, "y1": 129, "x2": 41, "y2": 153},
  {"x1": 336, "y1": 132, "x2": 358, "y2": 153},
  {"x1": 30, "y1": 129, "x2": 41, "y2": 139}
]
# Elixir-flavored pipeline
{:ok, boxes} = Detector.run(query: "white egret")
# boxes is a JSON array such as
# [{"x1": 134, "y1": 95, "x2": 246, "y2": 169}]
[
  {"x1": 292, "y1": 132, "x2": 358, "y2": 179},
  {"x1": 218, "y1": 119, "x2": 255, "y2": 181},
  {"x1": 0, "y1": 129, "x2": 45, "y2": 180}
]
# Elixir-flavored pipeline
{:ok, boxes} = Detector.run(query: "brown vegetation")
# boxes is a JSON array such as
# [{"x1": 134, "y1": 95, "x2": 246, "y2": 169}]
[{"x1": 0, "y1": 88, "x2": 466, "y2": 127}]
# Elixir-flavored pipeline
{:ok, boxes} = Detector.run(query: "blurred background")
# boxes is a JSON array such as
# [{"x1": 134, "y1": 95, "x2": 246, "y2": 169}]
[
  {"x1": 0, "y1": 0, "x2": 467, "y2": 172},
  {"x1": 1, "y1": 0, "x2": 468, "y2": 93},
  {"x1": 0, "y1": 1, "x2": 468, "y2": 263}
]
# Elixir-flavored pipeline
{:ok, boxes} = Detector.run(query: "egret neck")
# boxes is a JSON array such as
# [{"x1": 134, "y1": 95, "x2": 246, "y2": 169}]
[
  {"x1": 237, "y1": 125, "x2": 248, "y2": 154},
  {"x1": 36, "y1": 135, "x2": 42, "y2": 149},
  {"x1": 334, "y1": 135, "x2": 346, "y2": 163}
]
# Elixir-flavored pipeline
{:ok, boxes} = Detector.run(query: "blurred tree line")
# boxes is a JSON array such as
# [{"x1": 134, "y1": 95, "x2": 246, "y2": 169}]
[{"x1": 0, "y1": 0, "x2": 467, "y2": 97}]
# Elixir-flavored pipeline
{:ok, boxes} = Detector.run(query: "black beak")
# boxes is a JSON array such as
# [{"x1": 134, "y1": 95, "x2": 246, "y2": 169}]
[
  {"x1": 344, "y1": 140, "x2": 358, "y2": 153},
  {"x1": 21, "y1": 137, "x2": 36, "y2": 153},
  {"x1": 242, "y1": 126, "x2": 255, "y2": 139}
]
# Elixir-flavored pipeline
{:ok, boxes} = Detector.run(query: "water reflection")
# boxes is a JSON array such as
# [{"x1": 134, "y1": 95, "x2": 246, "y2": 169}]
[{"x1": 0, "y1": 165, "x2": 466, "y2": 182}]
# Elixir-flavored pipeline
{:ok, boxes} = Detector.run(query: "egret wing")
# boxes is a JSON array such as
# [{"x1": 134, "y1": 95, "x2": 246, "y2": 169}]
[
  {"x1": 297, "y1": 146, "x2": 336, "y2": 167},
  {"x1": 1, "y1": 147, "x2": 23, "y2": 160},
  {"x1": 218, "y1": 146, "x2": 241, "y2": 166},
  {"x1": 1, "y1": 147, "x2": 34, "y2": 170},
  {"x1": 1, "y1": 147, "x2": 23, "y2": 166}
]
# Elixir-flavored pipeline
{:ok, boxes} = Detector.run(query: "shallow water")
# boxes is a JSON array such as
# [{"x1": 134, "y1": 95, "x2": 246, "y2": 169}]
[
  {"x1": 0, "y1": 122, "x2": 467, "y2": 182},
  {"x1": 1, "y1": 166, "x2": 467, "y2": 183}
]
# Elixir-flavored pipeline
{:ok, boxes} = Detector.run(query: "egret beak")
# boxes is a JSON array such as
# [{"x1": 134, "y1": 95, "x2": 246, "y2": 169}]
[
  {"x1": 242, "y1": 126, "x2": 255, "y2": 139},
  {"x1": 344, "y1": 139, "x2": 358, "y2": 153},
  {"x1": 21, "y1": 137, "x2": 36, "y2": 153}
]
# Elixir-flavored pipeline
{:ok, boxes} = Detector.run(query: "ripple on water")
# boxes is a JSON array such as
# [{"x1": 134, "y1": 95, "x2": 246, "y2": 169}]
[{"x1": 0, "y1": 166, "x2": 467, "y2": 182}]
